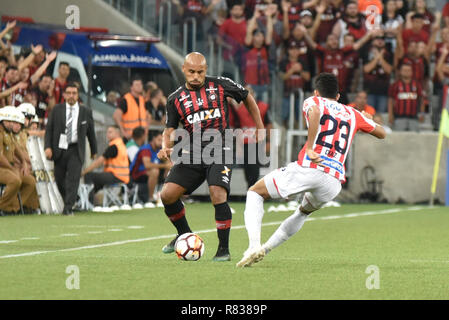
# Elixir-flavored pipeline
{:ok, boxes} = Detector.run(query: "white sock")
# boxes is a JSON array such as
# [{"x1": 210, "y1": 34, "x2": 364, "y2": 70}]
[
  {"x1": 263, "y1": 206, "x2": 308, "y2": 253},
  {"x1": 244, "y1": 190, "x2": 265, "y2": 250}
]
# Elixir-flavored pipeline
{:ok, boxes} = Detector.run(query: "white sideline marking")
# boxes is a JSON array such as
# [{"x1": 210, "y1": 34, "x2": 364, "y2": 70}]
[
  {"x1": 409, "y1": 259, "x2": 449, "y2": 263},
  {"x1": 0, "y1": 240, "x2": 18, "y2": 244},
  {"x1": 0, "y1": 206, "x2": 432, "y2": 259},
  {"x1": 60, "y1": 233, "x2": 79, "y2": 237}
]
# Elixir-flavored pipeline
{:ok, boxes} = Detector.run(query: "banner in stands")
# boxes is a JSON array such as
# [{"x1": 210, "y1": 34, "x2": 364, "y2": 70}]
[{"x1": 7, "y1": 24, "x2": 169, "y2": 69}]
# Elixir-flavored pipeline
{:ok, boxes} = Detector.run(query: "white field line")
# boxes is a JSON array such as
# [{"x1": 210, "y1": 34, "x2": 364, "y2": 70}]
[{"x1": 0, "y1": 206, "x2": 432, "y2": 259}]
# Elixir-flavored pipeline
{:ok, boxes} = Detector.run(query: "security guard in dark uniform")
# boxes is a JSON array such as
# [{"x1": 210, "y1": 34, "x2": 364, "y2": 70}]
[{"x1": 0, "y1": 106, "x2": 38, "y2": 215}]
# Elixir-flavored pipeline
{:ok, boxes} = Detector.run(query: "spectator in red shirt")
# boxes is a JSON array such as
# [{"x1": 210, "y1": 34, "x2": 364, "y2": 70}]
[
  {"x1": 218, "y1": 2, "x2": 247, "y2": 68},
  {"x1": 311, "y1": 0, "x2": 340, "y2": 45},
  {"x1": 443, "y1": 0, "x2": 449, "y2": 28},
  {"x1": 30, "y1": 74, "x2": 55, "y2": 126},
  {"x1": 243, "y1": 4, "x2": 274, "y2": 102},
  {"x1": 302, "y1": 24, "x2": 376, "y2": 104},
  {"x1": 53, "y1": 62, "x2": 70, "y2": 104},
  {"x1": 405, "y1": 0, "x2": 436, "y2": 35},
  {"x1": 402, "y1": 13, "x2": 429, "y2": 53},
  {"x1": 395, "y1": 22, "x2": 430, "y2": 87},
  {"x1": 1, "y1": 65, "x2": 19, "y2": 106},
  {"x1": 362, "y1": 31, "x2": 394, "y2": 113},
  {"x1": 279, "y1": 0, "x2": 303, "y2": 31},
  {"x1": 279, "y1": 44, "x2": 311, "y2": 128},
  {"x1": 388, "y1": 62, "x2": 425, "y2": 131}
]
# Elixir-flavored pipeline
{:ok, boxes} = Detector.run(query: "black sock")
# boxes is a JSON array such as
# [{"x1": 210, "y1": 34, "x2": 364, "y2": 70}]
[
  {"x1": 214, "y1": 202, "x2": 232, "y2": 250},
  {"x1": 164, "y1": 200, "x2": 191, "y2": 235}
]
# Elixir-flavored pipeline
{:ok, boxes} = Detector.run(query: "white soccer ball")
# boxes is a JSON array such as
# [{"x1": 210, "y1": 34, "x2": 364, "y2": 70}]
[{"x1": 175, "y1": 233, "x2": 205, "y2": 261}]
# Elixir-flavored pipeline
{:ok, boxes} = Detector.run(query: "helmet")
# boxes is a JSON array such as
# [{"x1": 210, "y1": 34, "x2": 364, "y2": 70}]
[
  {"x1": 9, "y1": 108, "x2": 25, "y2": 125},
  {"x1": 0, "y1": 107, "x2": 10, "y2": 122},
  {"x1": 31, "y1": 114, "x2": 39, "y2": 124},
  {"x1": 17, "y1": 103, "x2": 36, "y2": 118},
  {"x1": 0, "y1": 106, "x2": 18, "y2": 123}
]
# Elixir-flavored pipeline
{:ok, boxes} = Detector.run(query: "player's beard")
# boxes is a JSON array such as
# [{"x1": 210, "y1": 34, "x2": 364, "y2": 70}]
[{"x1": 187, "y1": 80, "x2": 204, "y2": 90}]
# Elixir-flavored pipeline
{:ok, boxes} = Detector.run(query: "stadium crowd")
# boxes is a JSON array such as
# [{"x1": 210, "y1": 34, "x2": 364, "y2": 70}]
[
  {"x1": 2, "y1": 0, "x2": 449, "y2": 215},
  {"x1": 168, "y1": 0, "x2": 449, "y2": 131}
]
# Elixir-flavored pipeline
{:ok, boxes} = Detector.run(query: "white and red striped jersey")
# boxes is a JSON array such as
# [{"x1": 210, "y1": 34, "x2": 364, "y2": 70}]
[{"x1": 297, "y1": 96, "x2": 377, "y2": 182}]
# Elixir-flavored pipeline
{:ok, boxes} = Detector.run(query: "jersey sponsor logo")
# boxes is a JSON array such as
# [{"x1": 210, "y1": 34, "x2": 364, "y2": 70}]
[
  {"x1": 324, "y1": 101, "x2": 351, "y2": 120},
  {"x1": 306, "y1": 154, "x2": 344, "y2": 174},
  {"x1": 186, "y1": 108, "x2": 222, "y2": 124},
  {"x1": 397, "y1": 92, "x2": 418, "y2": 100}
]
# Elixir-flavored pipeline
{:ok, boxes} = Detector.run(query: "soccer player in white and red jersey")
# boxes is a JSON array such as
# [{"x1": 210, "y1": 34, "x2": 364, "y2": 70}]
[{"x1": 236, "y1": 72, "x2": 386, "y2": 268}]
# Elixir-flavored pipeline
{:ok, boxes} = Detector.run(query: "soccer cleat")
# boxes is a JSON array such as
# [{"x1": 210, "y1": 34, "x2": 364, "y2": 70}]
[
  {"x1": 162, "y1": 235, "x2": 179, "y2": 254},
  {"x1": 236, "y1": 247, "x2": 266, "y2": 268},
  {"x1": 212, "y1": 247, "x2": 231, "y2": 262}
]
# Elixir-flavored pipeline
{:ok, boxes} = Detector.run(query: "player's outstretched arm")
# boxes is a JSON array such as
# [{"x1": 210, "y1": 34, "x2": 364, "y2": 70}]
[
  {"x1": 368, "y1": 124, "x2": 387, "y2": 139},
  {"x1": 362, "y1": 111, "x2": 387, "y2": 139}
]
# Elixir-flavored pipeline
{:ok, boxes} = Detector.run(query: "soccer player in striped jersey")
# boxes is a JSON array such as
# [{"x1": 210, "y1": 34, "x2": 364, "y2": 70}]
[{"x1": 236, "y1": 72, "x2": 386, "y2": 268}]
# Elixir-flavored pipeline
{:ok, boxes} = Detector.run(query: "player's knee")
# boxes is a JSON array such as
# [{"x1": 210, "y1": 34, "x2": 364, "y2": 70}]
[
  {"x1": 160, "y1": 191, "x2": 176, "y2": 205},
  {"x1": 300, "y1": 194, "x2": 320, "y2": 215},
  {"x1": 209, "y1": 185, "x2": 227, "y2": 204},
  {"x1": 248, "y1": 181, "x2": 270, "y2": 200}
]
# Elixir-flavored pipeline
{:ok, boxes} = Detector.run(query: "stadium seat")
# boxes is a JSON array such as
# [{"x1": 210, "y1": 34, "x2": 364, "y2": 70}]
[
  {"x1": 76, "y1": 183, "x2": 94, "y2": 211},
  {"x1": 127, "y1": 183, "x2": 140, "y2": 206},
  {"x1": 102, "y1": 183, "x2": 132, "y2": 209}
]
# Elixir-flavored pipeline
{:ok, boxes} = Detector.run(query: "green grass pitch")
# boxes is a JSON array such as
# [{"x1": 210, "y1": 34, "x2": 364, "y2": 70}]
[{"x1": 0, "y1": 203, "x2": 448, "y2": 300}]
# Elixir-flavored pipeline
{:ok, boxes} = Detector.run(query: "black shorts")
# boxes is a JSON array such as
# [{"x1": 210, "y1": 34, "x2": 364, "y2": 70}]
[{"x1": 164, "y1": 163, "x2": 232, "y2": 195}]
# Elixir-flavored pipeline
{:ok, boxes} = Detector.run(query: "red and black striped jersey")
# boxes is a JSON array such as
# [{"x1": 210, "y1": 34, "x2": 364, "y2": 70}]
[
  {"x1": 165, "y1": 76, "x2": 248, "y2": 135},
  {"x1": 388, "y1": 80, "x2": 422, "y2": 118}
]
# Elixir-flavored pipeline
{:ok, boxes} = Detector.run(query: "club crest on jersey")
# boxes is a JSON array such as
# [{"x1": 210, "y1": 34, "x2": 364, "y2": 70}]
[{"x1": 187, "y1": 108, "x2": 221, "y2": 124}]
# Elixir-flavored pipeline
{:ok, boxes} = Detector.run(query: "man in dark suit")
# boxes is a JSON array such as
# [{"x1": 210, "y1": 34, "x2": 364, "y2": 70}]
[{"x1": 44, "y1": 82, "x2": 97, "y2": 215}]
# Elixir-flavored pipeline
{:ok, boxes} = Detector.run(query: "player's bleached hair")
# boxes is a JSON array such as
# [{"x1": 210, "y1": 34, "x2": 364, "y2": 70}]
[{"x1": 315, "y1": 73, "x2": 339, "y2": 99}]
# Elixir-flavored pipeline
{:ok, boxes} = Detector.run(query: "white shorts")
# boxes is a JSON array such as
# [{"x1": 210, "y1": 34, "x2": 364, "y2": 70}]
[{"x1": 264, "y1": 162, "x2": 342, "y2": 210}]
